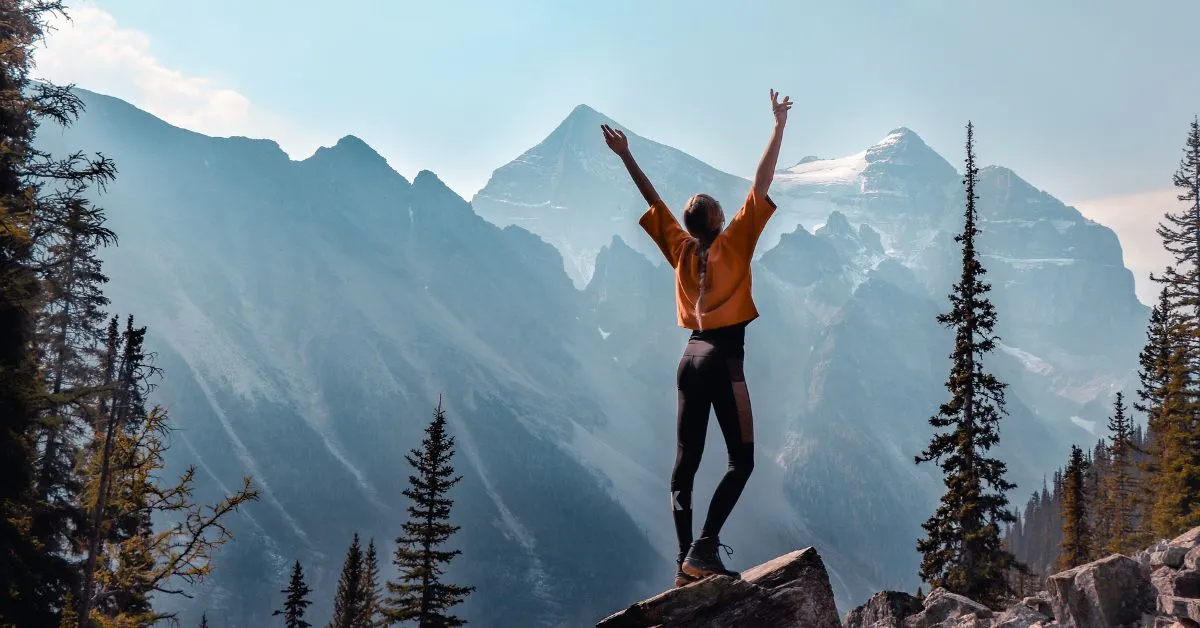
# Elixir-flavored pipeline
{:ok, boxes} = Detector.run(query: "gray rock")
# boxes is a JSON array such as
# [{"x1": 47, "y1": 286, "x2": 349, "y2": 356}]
[
  {"x1": 596, "y1": 547, "x2": 840, "y2": 628},
  {"x1": 1152, "y1": 566, "x2": 1200, "y2": 598},
  {"x1": 1020, "y1": 592, "x2": 1054, "y2": 618},
  {"x1": 1159, "y1": 596, "x2": 1200, "y2": 623},
  {"x1": 844, "y1": 590, "x2": 924, "y2": 628},
  {"x1": 1048, "y1": 554, "x2": 1156, "y2": 627},
  {"x1": 992, "y1": 602, "x2": 1051, "y2": 627},
  {"x1": 1152, "y1": 546, "x2": 1189, "y2": 570},
  {"x1": 1170, "y1": 527, "x2": 1200, "y2": 551},
  {"x1": 902, "y1": 588, "x2": 992, "y2": 628},
  {"x1": 1184, "y1": 547, "x2": 1200, "y2": 571}
]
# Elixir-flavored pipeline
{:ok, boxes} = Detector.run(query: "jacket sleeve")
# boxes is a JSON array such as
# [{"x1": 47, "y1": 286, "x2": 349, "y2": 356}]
[
  {"x1": 722, "y1": 188, "x2": 777, "y2": 259},
  {"x1": 639, "y1": 201, "x2": 691, "y2": 268}
]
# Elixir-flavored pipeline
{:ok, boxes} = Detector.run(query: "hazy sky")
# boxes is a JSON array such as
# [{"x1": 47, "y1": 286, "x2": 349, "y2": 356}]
[{"x1": 36, "y1": 0, "x2": 1199, "y2": 304}]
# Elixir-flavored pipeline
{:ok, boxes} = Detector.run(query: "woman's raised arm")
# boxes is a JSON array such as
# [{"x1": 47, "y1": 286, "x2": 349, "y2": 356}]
[
  {"x1": 602, "y1": 124, "x2": 662, "y2": 206},
  {"x1": 752, "y1": 89, "x2": 792, "y2": 198}
]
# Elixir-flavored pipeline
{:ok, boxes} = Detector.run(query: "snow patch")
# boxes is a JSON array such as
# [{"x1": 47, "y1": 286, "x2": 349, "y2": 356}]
[
  {"x1": 776, "y1": 150, "x2": 868, "y2": 189},
  {"x1": 1070, "y1": 416, "x2": 1096, "y2": 434},
  {"x1": 997, "y1": 342, "x2": 1055, "y2": 376}
]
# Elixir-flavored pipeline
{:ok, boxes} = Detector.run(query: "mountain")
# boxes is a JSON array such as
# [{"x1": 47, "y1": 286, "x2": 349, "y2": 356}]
[
  {"x1": 42, "y1": 89, "x2": 1149, "y2": 626},
  {"x1": 471, "y1": 104, "x2": 749, "y2": 288},
  {"x1": 43, "y1": 90, "x2": 670, "y2": 627}
]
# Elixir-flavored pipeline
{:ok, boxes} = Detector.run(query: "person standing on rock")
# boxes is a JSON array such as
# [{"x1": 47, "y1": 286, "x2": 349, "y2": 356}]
[{"x1": 601, "y1": 88, "x2": 791, "y2": 586}]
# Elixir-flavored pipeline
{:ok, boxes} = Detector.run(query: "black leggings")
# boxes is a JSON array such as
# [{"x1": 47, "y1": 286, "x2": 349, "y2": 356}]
[{"x1": 670, "y1": 338, "x2": 755, "y2": 554}]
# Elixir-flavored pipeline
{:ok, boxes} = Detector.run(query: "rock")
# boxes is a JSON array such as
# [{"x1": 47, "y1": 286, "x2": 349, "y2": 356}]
[
  {"x1": 992, "y1": 602, "x2": 1051, "y2": 628},
  {"x1": 1020, "y1": 592, "x2": 1054, "y2": 618},
  {"x1": 1184, "y1": 547, "x2": 1200, "y2": 571},
  {"x1": 595, "y1": 547, "x2": 840, "y2": 627},
  {"x1": 1171, "y1": 527, "x2": 1200, "y2": 550},
  {"x1": 902, "y1": 588, "x2": 993, "y2": 628},
  {"x1": 844, "y1": 590, "x2": 924, "y2": 628},
  {"x1": 1159, "y1": 596, "x2": 1200, "y2": 624},
  {"x1": 1047, "y1": 554, "x2": 1156, "y2": 627},
  {"x1": 1152, "y1": 546, "x2": 1190, "y2": 570},
  {"x1": 1152, "y1": 566, "x2": 1200, "y2": 598}
]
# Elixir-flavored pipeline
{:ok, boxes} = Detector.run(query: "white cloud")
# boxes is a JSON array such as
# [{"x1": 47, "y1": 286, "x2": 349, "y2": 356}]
[
  {"x1": 1072, "y1": 188, "x2": 1185, "y2": 307},
  {"x1": 33, "y1": 4, "x2": 320, "y2": 158}
]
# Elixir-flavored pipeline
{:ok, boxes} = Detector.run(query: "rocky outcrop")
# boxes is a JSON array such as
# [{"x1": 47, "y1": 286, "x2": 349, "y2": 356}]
[
  {"x1": 840, "y1": 525, "x2": 1200, "y2": 628},
  {"x1": 595, "y1": 548, "x2": 840, "y2": 627},
  {"x1": 844, "y1": 591, "x2": 924, "y2": 628},
  {"x1": 599, "y1": 527, "x2": 1200, "y2": 627},
  {"x1": 1047, "y1": 554, "x2": 1156, "y2": 626}
]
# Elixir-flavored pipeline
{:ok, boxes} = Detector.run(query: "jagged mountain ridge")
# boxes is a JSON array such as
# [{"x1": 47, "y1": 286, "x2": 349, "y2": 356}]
[{"x1": 42, "y1": 90, "x2": 1149, "y2": 626}]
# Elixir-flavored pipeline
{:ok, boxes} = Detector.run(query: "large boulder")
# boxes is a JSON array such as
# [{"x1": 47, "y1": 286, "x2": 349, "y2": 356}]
[
  {"x1": 844, "y1": 590, "x2": 924, "y2": 627},
  {"x1": 595, "y1": 547, "x2": 840, "y2": 627},
  {"x1": 1047, "y1": 554, "x2": 1156, "y2": 627},
  {"x1": 1019, "y1": 592, "x2": 1054, "y2": 618},
  {"x1": 1152, "y1": 566, "x2": 1200, "y2": 599},
  {"x1": 990, "y1": 601, "x2": 1051, "y2": 628},
  {"x1": 1170, "y1": 527, "x2": 1200, "y2": 551},
  {"x1": 902, "y1": 588, "x2": 993, "y2": 628}
]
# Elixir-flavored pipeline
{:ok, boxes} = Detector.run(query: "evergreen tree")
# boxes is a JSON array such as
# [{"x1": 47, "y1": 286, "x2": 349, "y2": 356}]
[
  {"x1": 360, "y1": 539, "x2": 384, "y2": 627},
  {"x1": 385, "y1": 398, "x2": 474, "y2": 626},
  {"x1": 1143, "y1": 117, "x2": 1200, "y2": 539},
  {"x1": 0, "y1": 2, "x2": 117, "y2": 623},
  {"x1": 31, "y1": 189, "x2": 116, "y2": 577},
  {"x1": 200, "y1": 612, "x2": 210, "y2": 628},
  {"x1": 330, "y1": 533, "x2": 367, "y2": 628},
  {"x1": 75, "y1": 318, "x2": 258, "y2": 625},
  {"x1": 1102, "y1": 393, "x2": 1137, "y2": 554},
  {"x1": 914, "y1": 122, "x2": 1019, "y2": 607},
  {"x1": 273, "y1": 560, "x2": 312, "y2": 628},
  {"x1": 1057, "y1": 445, "x2": 1091, "y2": 570}
]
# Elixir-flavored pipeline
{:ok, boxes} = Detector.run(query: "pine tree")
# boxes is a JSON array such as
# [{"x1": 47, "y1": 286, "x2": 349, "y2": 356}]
[
  {"x1": 330, "y1": 533, "x2": 368, "y2": 628},
  {"x1": 1143, "y1": 117, "x2": 1200, "y2": 539},
  {"x1": 1101, "y1": 393, "x2": 1137, "y2": 554},
  {"x1": 385, "y1": 398, "x2": 474, "y2": 626},
  {"x1": 273, "y1": 560, "x2": 312, "y2": 628},
  {"x1": 0, "y1": 2, "x2": 118, "y2": 623},
  {"x1": 1057, "y1": 445, "x2": 1091, "y2": 570},
  {"x1": 200, "y1": 612, "x2": 210, "y2": 628},
  {"x1": 914, "y1": 122, "x2": 1019, "y2": 607},
  {"x1": 360, "y1": 539, "x2": 384, "y2": 627},
  {"x1": 76, "y1": 317, "x2": 258, "y2": 625},
  {"x1": 31, "y1": 189, "x2": 116, "y2": 578}
]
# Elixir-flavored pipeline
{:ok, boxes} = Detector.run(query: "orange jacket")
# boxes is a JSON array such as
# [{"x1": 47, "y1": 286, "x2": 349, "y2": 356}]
[{"x1": 639, "y1": 189, "x2": 776, "y2": 330}]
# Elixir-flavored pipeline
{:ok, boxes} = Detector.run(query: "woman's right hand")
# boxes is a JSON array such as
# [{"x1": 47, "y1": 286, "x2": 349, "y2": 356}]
[
  {"x1": 601, "y1": 124, "x2": 629, "y2": 156},
  {"x1": 771, "y1": 89, "x2": 792, "y2": 127}
]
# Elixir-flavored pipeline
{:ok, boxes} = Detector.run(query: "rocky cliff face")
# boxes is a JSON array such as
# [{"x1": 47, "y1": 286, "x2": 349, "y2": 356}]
[{"x1": 599, "y1": 526, "x2": 1200, "y2": 627}]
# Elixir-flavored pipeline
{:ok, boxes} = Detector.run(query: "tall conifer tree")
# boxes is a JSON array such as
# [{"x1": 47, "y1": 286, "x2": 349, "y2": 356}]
[
  {"x1": 330, "y1": 533, "x2": 367, "y2": 628},
  {"x1": 273, "y1": 560, "x2": 312, "y2": 628},
  {"x1": 1057, "y1": 445, "x2": 1091, "y2": 570},
  {"x1": 915, "y1": 122, "x2": 1019, "y2": 607},
  {"x1": 0, "y1": 2, "x2": 117, "y2": 623},
  {"x1": 385, "y1": 398, "x2": 473, "y2": 626},
  {"x1": 1102, "y1": 393, "x2": 1137, "y2": 554},
  {"x1": 360, "y1": 539, "x2": 384, "y2": 627},
  {"x1": 1144, "y1": 118, "x2": 1200, "y2": 539}
]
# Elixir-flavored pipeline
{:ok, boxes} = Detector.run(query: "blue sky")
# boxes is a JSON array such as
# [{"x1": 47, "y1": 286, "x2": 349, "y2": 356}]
[{"x1": 36, "y1": 0, "x2": 1200, "y2": 302}]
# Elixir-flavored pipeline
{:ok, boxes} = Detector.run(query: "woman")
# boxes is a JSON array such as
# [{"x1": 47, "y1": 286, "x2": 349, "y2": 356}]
[{"x1": 601, "y1": 89, "x2": 791, "y2": 586}]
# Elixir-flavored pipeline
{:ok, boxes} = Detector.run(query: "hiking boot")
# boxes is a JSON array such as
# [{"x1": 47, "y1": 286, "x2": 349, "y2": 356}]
[
  {"x1": 681, "y1": 537, "x2": 740, "y2": 579},
  {"x1": 674, "y1": 551, "x2": 699, "y2": 587}
]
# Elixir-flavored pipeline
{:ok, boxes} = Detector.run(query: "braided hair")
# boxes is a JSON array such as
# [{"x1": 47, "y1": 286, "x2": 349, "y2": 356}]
[{"x1": 682, "y1": 194, "x2": 722, "y2": 331}]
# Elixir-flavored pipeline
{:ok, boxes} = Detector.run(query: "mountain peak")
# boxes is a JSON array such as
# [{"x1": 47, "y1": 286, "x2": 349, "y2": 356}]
[
  {"x1": 869, "y1": 127, "x2": 928, "y2": 154},
  {"x1": 820, "y1": 210, "x2": 854, "y2": 236},
  {"x1": 306, "y1": 134, "x2": 390, "y2": 167}
]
